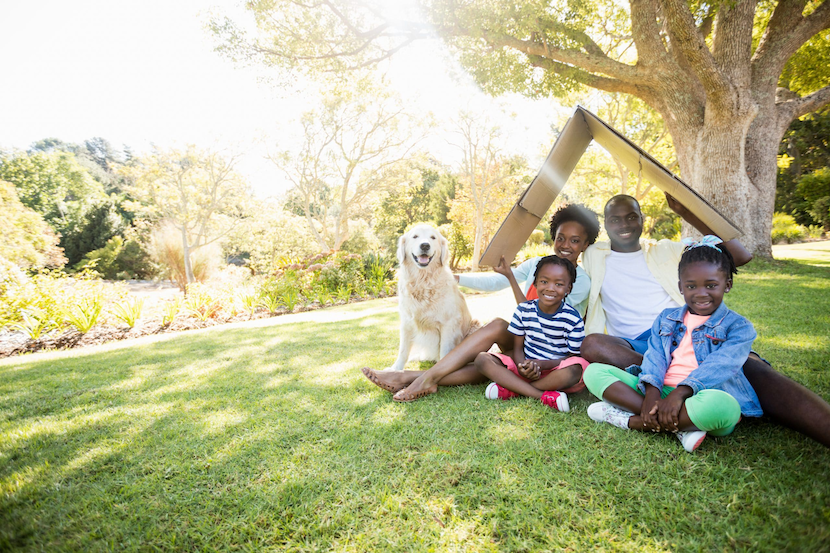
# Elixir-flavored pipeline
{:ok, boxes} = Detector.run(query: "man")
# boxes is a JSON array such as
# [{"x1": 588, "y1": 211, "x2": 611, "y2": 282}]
[{"x1": 580, "y1": 194, "x2": 830, "y2": 448}]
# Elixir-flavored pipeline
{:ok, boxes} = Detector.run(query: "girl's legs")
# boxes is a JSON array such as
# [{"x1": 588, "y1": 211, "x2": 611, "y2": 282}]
[
  {"x1": 584, "y1": 363, "x2": 698, "y2": 431},
  {"x1": 385, "y1": 319, "x2": 512, "y2": 401},
  {"x1": 684, "y1": 390, "x2": 742, "y2": 437},
  {"x1": 475, "y1": 352, "x2": 546, "y2": 399},
  {"x1": 529, "y1": 363, "x2": 582, "y2": 393}
]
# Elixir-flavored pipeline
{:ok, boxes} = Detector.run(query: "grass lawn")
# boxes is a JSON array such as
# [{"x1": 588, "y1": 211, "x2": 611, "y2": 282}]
[{"x1": 1, "y1": 249, "x2": 829, "y2": 551}]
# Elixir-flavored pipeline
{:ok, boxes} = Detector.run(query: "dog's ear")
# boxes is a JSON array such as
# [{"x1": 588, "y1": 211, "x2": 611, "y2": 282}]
[
  {"x1": 397, "y1": 233, "x2": 407, "y2": 265},
  {"x1": 438, "y1": 232, "x2": 449, "y2": 267}
]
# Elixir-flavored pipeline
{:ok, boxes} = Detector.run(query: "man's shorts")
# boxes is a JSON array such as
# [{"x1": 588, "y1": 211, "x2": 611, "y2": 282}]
[{"x1": 621, "y1": 329, "x2": 652, "y2": 355}]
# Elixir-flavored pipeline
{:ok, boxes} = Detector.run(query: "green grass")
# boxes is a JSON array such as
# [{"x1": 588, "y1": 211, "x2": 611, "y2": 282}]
[{"x1": 1, "y1": 252, "x2": 829, "y2": 551}]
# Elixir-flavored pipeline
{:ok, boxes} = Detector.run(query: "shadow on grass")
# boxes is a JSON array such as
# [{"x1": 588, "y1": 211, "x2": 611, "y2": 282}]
[{"x1": 1, "y1": 271, "x2": 830, "y2": 551}]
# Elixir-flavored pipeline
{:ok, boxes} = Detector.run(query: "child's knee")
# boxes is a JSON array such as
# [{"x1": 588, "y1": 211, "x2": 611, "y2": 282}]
[
  {"x1": 558, "y1": 363, "x2": 583, "y2": 388},
  {"x1": 687, "y1": 390, "x2": 742, "y2": 435},
  {"x1": 582, "y1": 363, "x2": 605, "y2": 397},
  {"x1": 474, "y1": 352, "x2": 495, "y2": 373}
]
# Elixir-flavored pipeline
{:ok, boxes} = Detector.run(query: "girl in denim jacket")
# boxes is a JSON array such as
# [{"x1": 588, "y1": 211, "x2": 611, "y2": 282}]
[{"x1": 583, "y1": 236, "x2": 762, "y2": 453}]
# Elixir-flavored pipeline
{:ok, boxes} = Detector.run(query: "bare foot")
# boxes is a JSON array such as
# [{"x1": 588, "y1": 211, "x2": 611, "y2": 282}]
[
  {"x1": 392, "y1": 376, "x2": 438, "y2": 403},
  {"x1": 360, "y1": 367, "x2": 412, "y2": 394}
]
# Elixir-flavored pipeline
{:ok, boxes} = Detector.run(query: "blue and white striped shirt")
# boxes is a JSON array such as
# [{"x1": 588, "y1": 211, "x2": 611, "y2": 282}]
[{"x1": 508, "y1": 300, "x2": 585, "y2": 360}]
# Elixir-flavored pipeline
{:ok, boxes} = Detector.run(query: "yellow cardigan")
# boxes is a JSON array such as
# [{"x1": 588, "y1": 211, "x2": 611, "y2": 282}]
[{"x1": 581, "y1": 239, "x2": 685, "y2": 336}]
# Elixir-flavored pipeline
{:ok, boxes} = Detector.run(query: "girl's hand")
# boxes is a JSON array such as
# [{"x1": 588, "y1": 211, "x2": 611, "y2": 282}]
[
  {"x1": 656, "y1": 387, "x2": 692, "y2": 432},
  {"x1": 640, "y1": 385, "x2": 662, "y2": 432},
  {"x1": 493, "y1": 256, "x2": 512, "y2": 278},
  {"x1": 518, "y1": 360, "x2": 541, "y2": 381}
]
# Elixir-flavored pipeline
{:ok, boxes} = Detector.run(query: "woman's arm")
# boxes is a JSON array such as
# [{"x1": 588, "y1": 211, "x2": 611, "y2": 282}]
[
  {"x1": 567, "y1": 267, "x2": 590, "y2": 309},
  {"x1": 456, "y1": 257, "x2": 539, "y2": 294}
]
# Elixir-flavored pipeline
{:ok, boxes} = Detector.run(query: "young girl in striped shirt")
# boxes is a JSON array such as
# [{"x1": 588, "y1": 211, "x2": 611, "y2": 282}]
[{"x1": 474, "y1": 255, "x2": 589, "y2": 412}]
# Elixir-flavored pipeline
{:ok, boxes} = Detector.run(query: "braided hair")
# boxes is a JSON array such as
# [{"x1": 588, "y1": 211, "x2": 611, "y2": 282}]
[
  {"x1": 678, "y1": 239, "x2": 738, "y2": 279},
  {"x1": 549, "y1": 204, "x2": 601, "y2": 246},
  {"x1": 534, "y1": 255, "x2": 577, "y2": 287}
]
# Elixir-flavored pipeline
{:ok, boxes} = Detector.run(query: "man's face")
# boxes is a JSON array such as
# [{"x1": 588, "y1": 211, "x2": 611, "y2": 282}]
[{"x1": 604, "y1": 199, "x2": 643, "y2": 252}]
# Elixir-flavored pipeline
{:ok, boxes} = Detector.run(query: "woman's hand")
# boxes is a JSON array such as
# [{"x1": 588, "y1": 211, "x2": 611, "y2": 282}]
[{"x1": 517, "y1": 360, "x2": 541, "y2": 381}]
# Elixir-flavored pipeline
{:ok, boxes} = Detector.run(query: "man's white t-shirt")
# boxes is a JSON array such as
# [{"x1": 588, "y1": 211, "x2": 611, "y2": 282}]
[{"x1": 601, "y1": 250, "x2": 680, "y2": 339}]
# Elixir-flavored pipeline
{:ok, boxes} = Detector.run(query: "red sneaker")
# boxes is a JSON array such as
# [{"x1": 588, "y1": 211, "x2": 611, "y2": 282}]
[
  {"x1": 540, "y1": 391, "x2": 570, "y2": 412},
  {"x1": 484, "y1": 382, "x2": 518, "y2": 400}
]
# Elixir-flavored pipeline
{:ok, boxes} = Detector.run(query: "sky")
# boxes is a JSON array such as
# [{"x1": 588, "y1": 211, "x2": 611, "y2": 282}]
[{"x1": 0, "y1": 0, "x2": 570, "y2": 197}]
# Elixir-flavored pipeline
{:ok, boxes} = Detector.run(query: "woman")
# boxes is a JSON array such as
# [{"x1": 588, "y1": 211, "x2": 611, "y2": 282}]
[{"x1": 361, "y1": 204, "x2": 601, "y2": 402}]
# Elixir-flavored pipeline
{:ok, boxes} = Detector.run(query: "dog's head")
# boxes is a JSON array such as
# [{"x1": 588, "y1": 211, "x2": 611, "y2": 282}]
[{"x1": 397, "y1": 224, "x2": 449, "y2": 269}]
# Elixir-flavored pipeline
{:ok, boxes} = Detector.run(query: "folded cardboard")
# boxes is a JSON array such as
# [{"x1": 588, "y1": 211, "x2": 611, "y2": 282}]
[{"x1": 480, "y1": 106, "x2": 743, "y2": 267}]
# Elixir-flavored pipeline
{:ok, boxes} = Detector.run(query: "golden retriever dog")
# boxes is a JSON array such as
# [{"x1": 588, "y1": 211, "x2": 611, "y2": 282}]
[{"x1": 387, "y1": 223, "x2": 473, "y2": 371}]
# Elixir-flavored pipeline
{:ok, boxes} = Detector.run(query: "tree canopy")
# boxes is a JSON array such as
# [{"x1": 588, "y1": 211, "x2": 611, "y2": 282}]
[{"x1": 213, "y1": 0, "x2": 830, "y2": 256}]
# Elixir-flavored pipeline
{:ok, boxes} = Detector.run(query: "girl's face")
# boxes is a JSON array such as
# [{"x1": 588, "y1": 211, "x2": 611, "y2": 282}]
[
  {"x1": 678, "y1": 261, "x2": 732, "y2": 316},
  {"x1": 534, "y1": 263, "x2": 573, "y2": 313},
  {"x1": 553, "y1": 221, "x2": 590, "y2": 266}
]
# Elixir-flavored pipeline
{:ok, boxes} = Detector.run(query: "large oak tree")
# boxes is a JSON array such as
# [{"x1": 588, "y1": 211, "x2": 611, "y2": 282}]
[{"x1": 214, "y1": 0, "x2": 830, "y2": 255}]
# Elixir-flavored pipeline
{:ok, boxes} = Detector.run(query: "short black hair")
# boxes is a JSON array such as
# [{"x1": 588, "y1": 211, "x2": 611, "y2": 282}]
[
  {"x1": 549, "y1": 204, "x2": 601, "y2": 246},
  {"x1": 678, "y1": 243, "x2": 738, "y2": 279},
  {"x1": 604, "y1": 194, "x2": 641, "y2": 216},
  {"x1": 534, "y1": 255, "x2": 577, "y2": 287}
]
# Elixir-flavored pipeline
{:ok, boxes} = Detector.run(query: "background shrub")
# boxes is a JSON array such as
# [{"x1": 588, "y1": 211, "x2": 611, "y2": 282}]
[{"x1": 771, "y1": 212, "x2": 809, "y2": 244}]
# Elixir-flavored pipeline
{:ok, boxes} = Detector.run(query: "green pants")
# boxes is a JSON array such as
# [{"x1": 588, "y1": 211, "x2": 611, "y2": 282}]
[{"x1": 583, "y1": 363, "x2": 741, "y2": 436}]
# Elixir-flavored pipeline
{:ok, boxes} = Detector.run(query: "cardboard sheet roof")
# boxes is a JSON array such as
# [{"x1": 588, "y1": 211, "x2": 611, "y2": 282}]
[{"x1": 480, "y1": 106, "x2": 743, "y2": 267}]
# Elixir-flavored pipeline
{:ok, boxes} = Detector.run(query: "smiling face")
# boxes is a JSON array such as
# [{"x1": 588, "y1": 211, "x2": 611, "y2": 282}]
[
  {"x1": 553, "y1": 220, "x2": 590, "y2": 266},
  {"x1": 604, "y1": 198, "x2": 643, "y2": 252},
  {"x1": 534, "y1": 263, "x2": 573, "y2": 314},
  {"x1": 398, "y1": 224, "x2": 448, "y2": 269},
  {"x1": 679, "y1": 261, "x2": 732, "y2": 316}
]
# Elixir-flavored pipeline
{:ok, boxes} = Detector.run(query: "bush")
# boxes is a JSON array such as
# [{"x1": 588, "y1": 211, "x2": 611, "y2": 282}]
[
  {"x1": 528, "y1": 229, "x2": 545, "y2": 245},
  {"x1": 771, "y1": 212, "x2": 808, "y2": 244},
  {"x1": 438, "y1": 222, "x2": 473, "y2": 270},
  {"x1": 314, "y1": 253, "x2": 366, "y2": 296},
  {"x1": 808, "y1": 196, "x2": 830, "y2": 231},
  {"x1": 184, "y1": 283, "x2": 222, "y2": 321},
  {"x1": 362, "y1": 252, "x2": 395, "y2": 297},
  {"x1": 151, "y1": 225, "x2": 219, "y2": 290},
  {"x1": 110, "y1": 297, "x2": 144, "y2": 328}
]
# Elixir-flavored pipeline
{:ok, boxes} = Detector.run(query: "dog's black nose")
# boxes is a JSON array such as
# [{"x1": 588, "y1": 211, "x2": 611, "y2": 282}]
[{"x1": 419, "y1": 243, "x2": 430, "y2": 252}]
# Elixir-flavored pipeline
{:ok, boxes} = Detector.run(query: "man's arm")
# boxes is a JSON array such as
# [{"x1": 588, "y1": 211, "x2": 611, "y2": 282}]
[{"x1": 665, "y1": 194, "x2": 753, "y2": 267}]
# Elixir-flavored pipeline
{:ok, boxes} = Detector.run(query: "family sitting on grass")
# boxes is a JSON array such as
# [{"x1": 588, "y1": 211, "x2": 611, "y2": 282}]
[{"x1": 362, "y1": 195, "x2": 830, "y2": 452}]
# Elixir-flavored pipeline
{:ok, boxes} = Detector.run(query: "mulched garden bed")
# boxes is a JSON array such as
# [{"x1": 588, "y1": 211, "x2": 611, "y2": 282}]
[{"x1": 0, "y1": 295, "x2": 385, "y2": 359}]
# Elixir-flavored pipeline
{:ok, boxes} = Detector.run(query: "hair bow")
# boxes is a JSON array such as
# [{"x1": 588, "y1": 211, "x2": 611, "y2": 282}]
[{"x1": 682, "y1": 235, "x2": 723, "y2": 252}]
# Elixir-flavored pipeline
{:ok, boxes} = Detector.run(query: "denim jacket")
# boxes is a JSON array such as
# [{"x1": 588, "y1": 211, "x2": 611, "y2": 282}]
[{"x1": 630, "y1": 302, "x2": 763, "y2": 417}]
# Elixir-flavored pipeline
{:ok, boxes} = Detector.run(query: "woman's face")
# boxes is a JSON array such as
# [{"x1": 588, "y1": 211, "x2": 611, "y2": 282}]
[{"x1": 553, "y1": 221, "x2": 590, "y2": 266}]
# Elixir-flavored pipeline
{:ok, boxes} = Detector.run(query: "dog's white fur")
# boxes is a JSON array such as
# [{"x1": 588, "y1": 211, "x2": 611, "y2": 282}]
[{"x1": 387, "y1": 223, "x2": 473, "y2": 371}]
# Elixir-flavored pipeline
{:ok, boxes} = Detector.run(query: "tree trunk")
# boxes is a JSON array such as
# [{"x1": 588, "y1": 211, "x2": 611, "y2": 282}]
[
  {"x1": 471, "y1": 210, "x2": 485, "y2": 272},
  {"x1": 181, "y1": 225, "x2": 195, "y2": 286}
]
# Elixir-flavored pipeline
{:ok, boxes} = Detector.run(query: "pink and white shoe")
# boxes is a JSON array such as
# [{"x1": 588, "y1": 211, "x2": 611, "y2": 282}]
[
  {"x1": 677, "y1": 430, "x2": 707, "y2": 452},
  {"x1": 484, "y1": 382, "x2": 518, "y2": 400},
  {"x1": 587, "y1": 401, "x2": 632, "y2": 429},
  {"x1": 540, "y1": 391, "x2": 570, "y2": 412}
]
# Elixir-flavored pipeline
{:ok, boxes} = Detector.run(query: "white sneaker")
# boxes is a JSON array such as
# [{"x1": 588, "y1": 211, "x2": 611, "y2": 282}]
[
  {"x1": 586, "y1": 401, "x2": 633, "y2": 430},
  {"x1": 677, "y1": 430, "x2": 707, "y2": 452}
]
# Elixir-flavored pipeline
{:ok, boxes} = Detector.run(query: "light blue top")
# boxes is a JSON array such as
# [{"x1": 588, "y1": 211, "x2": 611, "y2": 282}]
[
  {"x1": 632, "y1": 301, "x2": 763, "y2": 417},
  {"x1": 457, "y1": 256, "x2": 590, "y2": 316}
]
